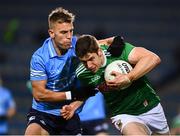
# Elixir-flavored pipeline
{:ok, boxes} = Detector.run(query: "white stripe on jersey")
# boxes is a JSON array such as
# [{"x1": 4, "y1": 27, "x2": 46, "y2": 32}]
[
  {"x1": 76, "y1": 64, "x2": 85, "y2": 73},
  {"x1": 76, "y1": 64, "x2": 87, "y2": 77},
  {"x1": 30, "y1": 72, "x2": 46, "y2": 77},
  {"x1": 30, "y1": 69, "x2": 46, "y2": 77},
  {"x1": 30, "y1": 68, "x2": 44, "y2": 73}
]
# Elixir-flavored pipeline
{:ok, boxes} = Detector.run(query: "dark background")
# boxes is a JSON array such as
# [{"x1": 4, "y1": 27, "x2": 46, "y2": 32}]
[{"x1": 0, "y1": 0, "x2": 180, "y2": 134}]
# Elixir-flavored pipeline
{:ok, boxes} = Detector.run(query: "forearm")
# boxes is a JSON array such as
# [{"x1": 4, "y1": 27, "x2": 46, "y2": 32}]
[
  {"x1": 32, "y1": 80, "x2": 96, "y2": 102},
  {"x1": 33, "y1": 88, "x2": 67, "y2": 102},
  {"x1": 69, "y1": 101, "x2": 83, "y2": 111},
  {"x1": 7, "y1": 108, "x2": 16, "y2": 118},
  {"x1": 98, "y1": 36, "x2": 115, "y2": 46},
  {"x1": 128, "y1": 54, "x2": 161, "y2": 82}
]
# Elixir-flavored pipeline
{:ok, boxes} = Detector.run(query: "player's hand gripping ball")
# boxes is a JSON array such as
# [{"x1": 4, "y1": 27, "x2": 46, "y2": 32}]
[{"x1": 104, "y1": 60, "x2": 133, "y2": 89}]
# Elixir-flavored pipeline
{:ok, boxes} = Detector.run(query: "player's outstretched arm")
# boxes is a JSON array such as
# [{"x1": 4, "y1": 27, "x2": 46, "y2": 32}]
[
  {"x1": 32, "y1": 80, "x2": 97, "y2": 102},
  {"x1": 32, "y1": 80, "x2": 67, "y2": 102}
]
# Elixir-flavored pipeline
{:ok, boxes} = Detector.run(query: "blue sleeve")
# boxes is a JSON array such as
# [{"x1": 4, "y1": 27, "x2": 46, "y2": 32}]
[
  {"x1": 30, "y1": 54, "x2": 47, "y2": 81},
  {"x1": 4, "y1": 89, "x2": 15, "y2": 109},
  {"x1": 7, "y1": 91, "x2": 15, "y2": 109}
]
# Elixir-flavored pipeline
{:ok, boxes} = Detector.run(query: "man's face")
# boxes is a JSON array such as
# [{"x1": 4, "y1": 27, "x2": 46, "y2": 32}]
[
  {"x1": 79, "y1": 50, "x2": 103, "y2": 73},
  {"x1": 49, "y1": 22, "x2": 74, "y2": 50}
]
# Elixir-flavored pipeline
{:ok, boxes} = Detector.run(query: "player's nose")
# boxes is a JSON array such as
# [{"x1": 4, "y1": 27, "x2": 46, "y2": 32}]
[{"x1": 87, "y1": 61, "x2": 93, "y2": 69}]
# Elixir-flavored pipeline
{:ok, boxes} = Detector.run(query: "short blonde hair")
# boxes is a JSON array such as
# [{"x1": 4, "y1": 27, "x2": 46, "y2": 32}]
[{"x1": 48, "y1": 7, "x2": 75, "y2": 28}]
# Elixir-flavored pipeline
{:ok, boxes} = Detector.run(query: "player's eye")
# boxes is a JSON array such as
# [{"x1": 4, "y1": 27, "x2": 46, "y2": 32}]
[
  {"x1": 70, "y1": 29, "x2": 73, "y2": 33},
  {"x1": 89, "y1": 57, "x2": 95, "y2": 61},
  {"x1": 60, "y1": 31, "x2": 67, "y2": 34}
]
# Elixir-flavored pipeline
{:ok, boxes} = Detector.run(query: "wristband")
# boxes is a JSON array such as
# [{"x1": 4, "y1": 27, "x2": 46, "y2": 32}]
[{"x1": 65, "y1": 91, "x2": 72, "y2": 100}]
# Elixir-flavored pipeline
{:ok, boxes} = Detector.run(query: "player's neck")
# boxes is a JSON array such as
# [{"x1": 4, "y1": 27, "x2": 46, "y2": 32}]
[
  {"x1": 53, "y1": 41, "x2": 68, "y2": 56},
  {"x1": 58, "y1": 47, "x2": 68, "y2": 55}
]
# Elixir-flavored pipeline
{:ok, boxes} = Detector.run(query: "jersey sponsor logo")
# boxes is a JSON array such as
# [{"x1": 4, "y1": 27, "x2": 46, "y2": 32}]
[
  {"x1": 104, "y1": 50, "x2": 111, "y2": 56},
  {"x1": 90, "y1": 75, "x2": 101, "y2": 83}
]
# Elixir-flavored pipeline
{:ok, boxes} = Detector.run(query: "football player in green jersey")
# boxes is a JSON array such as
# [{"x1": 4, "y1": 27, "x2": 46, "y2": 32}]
[{"x1": 75, "y1": 34, "x2": 170, "y2": 135}]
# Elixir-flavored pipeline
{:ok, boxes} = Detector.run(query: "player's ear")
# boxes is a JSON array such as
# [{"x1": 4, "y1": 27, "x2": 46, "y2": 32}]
[
  {"x1": 48, "y1": 29, "x2": 55, "y2": 38},
  {"x1": 97, "y1": 48, "x2": 103, "y2": 56}
]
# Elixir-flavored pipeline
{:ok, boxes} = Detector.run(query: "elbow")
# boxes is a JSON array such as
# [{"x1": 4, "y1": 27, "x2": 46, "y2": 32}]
[
  {"x1": 154, "y1": 54, "x2": 161, "y2": 65},
  {"x1": 149, "y1": 53, "x2": 161, "y2": 67},
  {"x1": 33, "y1": 94, "x2": 43, "y2": 102},
  {"x1": 33, "y1": 90, "x2": 47, "y2": 102}
]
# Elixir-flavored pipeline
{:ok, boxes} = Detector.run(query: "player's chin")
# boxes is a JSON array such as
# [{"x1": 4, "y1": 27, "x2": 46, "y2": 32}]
[
  {"x1": 65, "y1": 45, "x2": 72, "y2": 49},
  {"x1": 90, "y1": 68, "x2": 98, "y2": 73},
  {"x1": 63, "y1": 43, "x2": 72, "y2": 49}
]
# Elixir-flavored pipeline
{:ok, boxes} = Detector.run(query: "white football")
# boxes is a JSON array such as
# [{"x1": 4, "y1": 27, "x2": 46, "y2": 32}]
[{"x1": 104, "y1": 60, "x2": 133, "y2": 89}]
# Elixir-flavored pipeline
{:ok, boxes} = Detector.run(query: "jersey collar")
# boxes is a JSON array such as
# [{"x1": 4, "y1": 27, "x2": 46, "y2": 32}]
[{"x1": 48, "y1": 38, "x2": 58, "y2": 58}]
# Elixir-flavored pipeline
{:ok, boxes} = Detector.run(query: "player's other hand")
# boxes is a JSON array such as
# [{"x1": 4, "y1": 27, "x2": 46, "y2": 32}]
[
  {"x1": 61, "y1": 105, "x2": 74, "y2": 120},
  {"x1": 106, "y1": 71, "x2": 131, "y2": 90}
]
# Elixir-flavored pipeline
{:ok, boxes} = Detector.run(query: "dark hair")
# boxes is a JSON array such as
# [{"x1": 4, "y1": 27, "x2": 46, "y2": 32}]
[
  {"x1": 75, "y1": 35, "x2": 99, "y2": 58},
  {"x1": 48, "y1": 7, "x2": 75, "y2": 28}
]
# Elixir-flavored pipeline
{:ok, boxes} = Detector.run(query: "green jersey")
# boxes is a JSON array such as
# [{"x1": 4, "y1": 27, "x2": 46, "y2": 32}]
[{"x1": 76, "y1": 43, "x2": 160, "y2": 117}]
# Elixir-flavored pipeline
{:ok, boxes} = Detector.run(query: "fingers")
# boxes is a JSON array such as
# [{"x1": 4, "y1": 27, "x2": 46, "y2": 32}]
[
  {"x1": 61, "y1": 105, "x2": 75, "y2": 120},
  {"x1": 106, "y1": 74, "x2": 131, "y2": 89},
  {"x1": 61, "y1": 111, "x2": 72, "y2": 120},
  {"x1": 106, "y1": 71, "x2": 123, "y2": 82},
  {"x1": 110, "y1": 71, "x2": 120, "y2": 76},
  {"x1": 63, "y1": 113, "x2": 72, "y2": 120},
  {"x1": 61, "y1": 109, "x2": 70, "y2": 118}
]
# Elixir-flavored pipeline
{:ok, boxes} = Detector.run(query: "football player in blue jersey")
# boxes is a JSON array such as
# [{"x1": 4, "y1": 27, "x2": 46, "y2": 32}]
[
  {"x1": 0, "y1": 76, "x2": 16, "y2": 135},
  {"x1": 25, "y1": 7, "x2": 115, "y2": 135}
]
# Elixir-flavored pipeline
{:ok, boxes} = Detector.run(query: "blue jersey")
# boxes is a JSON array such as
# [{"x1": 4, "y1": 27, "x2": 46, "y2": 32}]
[
  {"x1": 30, "y1": 36, "x2": 79, "y2": 116},
  {"x1": 78, "y1": 92, "x2": 106, "y2": 121},
  {"x1": 0, "y1": 86, "x2": 15, "y2": 133}
]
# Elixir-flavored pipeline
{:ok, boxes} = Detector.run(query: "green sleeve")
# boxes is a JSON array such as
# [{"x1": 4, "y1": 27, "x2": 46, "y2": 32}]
[
  {"x1": 76, "y1": 64, "x2": 94, "y2": 86},
  {"x1": 121, "y1": 42, "x2": 135, "y2": 61}
]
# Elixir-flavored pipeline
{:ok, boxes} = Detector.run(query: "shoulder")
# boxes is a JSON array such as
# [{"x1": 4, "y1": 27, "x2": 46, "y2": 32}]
[
  {"x1": 31, "y1": 38, "x2": 51, "y2": 64},
  {"x1": 76, "y1": 63, "x2": 87, "y2": 78},
  {"x1": 31, "y1": 48, "x2": 46, "y2": 65},
  {"x1": 123, "y1": 42, "x2": 135, "y2": 54},
  {"x1": 0, "y1": 87, "x2": 11, "y2": 97},
  {"x1": 100, "y1": 44, "x2": 109, "y2": 51}
]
